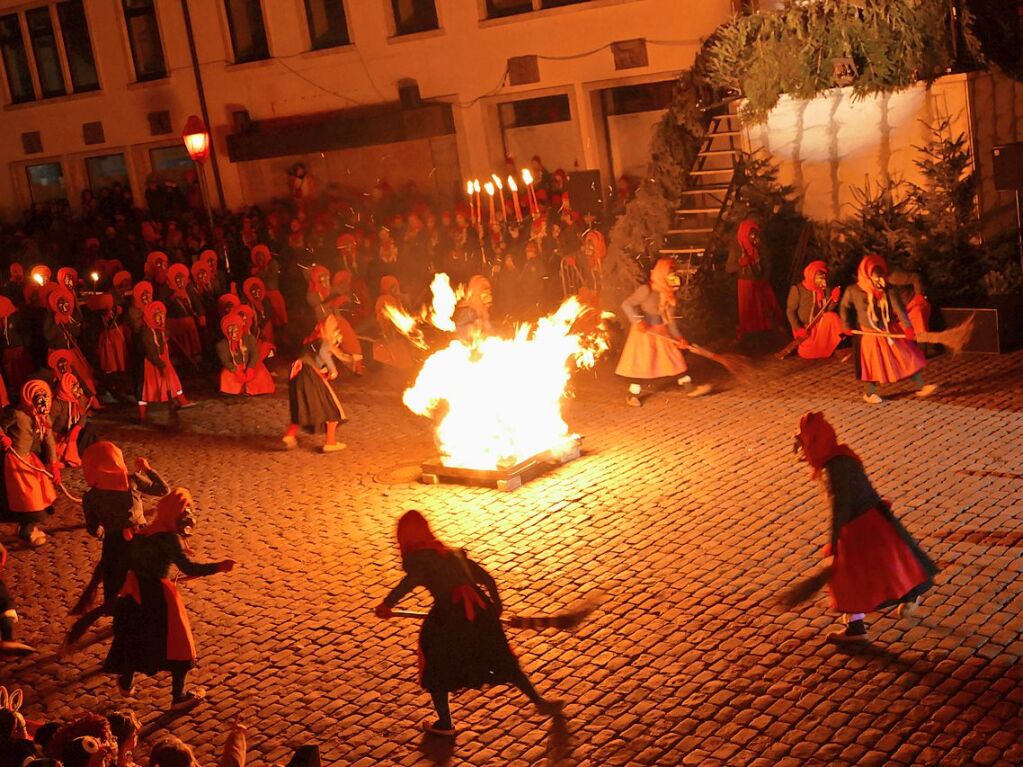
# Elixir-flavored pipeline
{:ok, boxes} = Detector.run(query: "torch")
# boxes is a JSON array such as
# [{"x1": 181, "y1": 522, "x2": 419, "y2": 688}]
[
  {"x1": 492, "y1": 174, "x2": 507, "y2": 221},
  {"x1": 508, "y1": 176, "x2": 523, "y2": 223},
  {"x1": 466, "y1": 180, "x2": 476, "y2": 225},
  {"x1": 522, "y1": 168, "x2": 538, "y2": 216},
  {"x1": 473, "y1": 179, "x2": 482, "y2": 228},
  {"x1": 483, "y1": 181, "x2": 496, "y2": 224}
]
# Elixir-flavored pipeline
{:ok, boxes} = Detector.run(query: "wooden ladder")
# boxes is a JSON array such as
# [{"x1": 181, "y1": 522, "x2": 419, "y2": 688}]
[{"x1": 660, "y1": 104, "x2": 742, "y2": 299}]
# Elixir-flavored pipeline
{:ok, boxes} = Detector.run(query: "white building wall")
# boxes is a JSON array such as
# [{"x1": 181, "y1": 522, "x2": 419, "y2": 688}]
[{"x1": 0, "y1": 0, "x2": 732, "y2": 220}]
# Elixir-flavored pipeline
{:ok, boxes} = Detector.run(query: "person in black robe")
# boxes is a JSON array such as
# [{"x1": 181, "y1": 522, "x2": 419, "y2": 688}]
[{"x1": 375, "y1": 510, "x2": 562, "y2": 736}]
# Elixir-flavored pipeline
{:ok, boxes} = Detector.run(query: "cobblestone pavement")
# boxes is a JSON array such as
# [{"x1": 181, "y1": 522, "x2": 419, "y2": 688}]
[{"x1": 3, "y1": 344, "x2": 1023, "y2": 766}]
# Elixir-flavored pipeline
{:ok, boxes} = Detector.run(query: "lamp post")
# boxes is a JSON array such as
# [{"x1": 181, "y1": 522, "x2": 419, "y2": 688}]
[{"x1": 182, "y1": 115, "x2": 227, "y2": 270}]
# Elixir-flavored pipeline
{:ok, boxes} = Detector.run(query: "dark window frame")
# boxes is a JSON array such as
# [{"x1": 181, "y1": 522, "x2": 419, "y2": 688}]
[
  {"x1": 56, "y1": 0, "x2": 99, "y2": 92},
  {"x1": 499, "y1": 94, "x2": 572, "y2": 129},
  {"x1": 0, "y1": 13, "x2": 35, "y2": 104},
  {"x1": 303, "y1": 0, "x2": 350, "y2": 50},
  {"x1": 123, "y1": 0, "x2": 167, "y2": 81},
  {"x1": 484, "y1": 0, "x2": 592, "y2": 19},
  {"x1": 224, "y1": 0, "x2": 270, "y2": 63},
  {"x1": 390, "y1": 0, "x2": 439, "y2": 36},
  {"x1": 25, "y1": 6, "x2": 66, "y2": 98}
]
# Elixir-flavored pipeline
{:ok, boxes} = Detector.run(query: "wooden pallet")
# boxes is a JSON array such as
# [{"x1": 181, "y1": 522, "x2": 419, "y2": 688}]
[{"x1": 421, "y1": 440, "x2": 582, "y2": 491}]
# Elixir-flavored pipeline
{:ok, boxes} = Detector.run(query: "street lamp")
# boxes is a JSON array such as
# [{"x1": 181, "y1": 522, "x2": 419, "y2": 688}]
[{"x1": 181, "y1": 115, "x2": 227, "y2": 269}]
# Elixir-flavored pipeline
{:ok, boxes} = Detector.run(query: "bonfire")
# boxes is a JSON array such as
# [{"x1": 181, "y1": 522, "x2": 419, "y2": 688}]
[{"x1": 382, "y1": 275, "x2": 608, "y2": 471}]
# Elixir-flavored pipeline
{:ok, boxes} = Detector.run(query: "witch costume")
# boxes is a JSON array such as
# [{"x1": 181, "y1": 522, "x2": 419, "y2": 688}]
[
  {"x1": 282, "y1": 316, "x2": 347, "y2": 453},
  {"x1": 796, "y1": 412, "x2": 937, "y2": 643},
  {"x1": 104, "y1": 487, "x2": 232, "y2": 708},
  {"x1": 376, "y1": 511, "x2": 561, "y2": 736}
]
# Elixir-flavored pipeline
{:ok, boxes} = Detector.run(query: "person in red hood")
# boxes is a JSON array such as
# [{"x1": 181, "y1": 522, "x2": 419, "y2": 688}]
[
  {"x1": 839, "y1": 255, "x2": 936, "y2": 404},
  {"x1": 726, "y1": 218, "x2": 785, "y2": 341},
  {"x1": 138, "y1": 302, "x2": 194, "y2": 422},
  {"x1": 785, "y1": 260, "x2": 843, "y2": 359},
  {"x1": 0, "y1": 380, "x2": 59, "y2": 547},
  {"x1": 50, "y1": 372, "x2": 91, "y2": 468},
  {"x1": 0, "y1": 297, "x2": 32, "y2": 395},
  {"x1": 42, "y1": 285, "x2": 98, "y2": 401},
  {"x1": 93, "y1": 293, "x2": 128, "y2": 375},
  {"x1": 375, "y1": 510, "x2": 562, "y2": 736},
  {"x1": 250, "y1": 245, "x2": 287, "y2": 328},
  {"x1": 216, "y1": 312, "x2": 274, "y2": 397},
  {"x1": 242, "y1": 277, "x2": 274, "y2": 346},
  {"x1": 144, "y1": 251, "x2": 169, "y2": 289},
  {"x1": 306, "y1": 265, "x2": 336, "y2": 324},
  {"x1": 794, "y1": 412, "x2": 937, "y2": 643},
  {"x1": 164, "y1": 264, "x2": 202, "y2": 365},
  {"x1": 103, "y1": 487, "x2": 235, "y2": 709},
  {"x1": 282, "y1": 315, "x2": 348, "y2": 453}
]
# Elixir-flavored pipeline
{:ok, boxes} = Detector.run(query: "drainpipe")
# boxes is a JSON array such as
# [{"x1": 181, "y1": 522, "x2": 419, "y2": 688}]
[{"x1": 180, "y1": 0, "x2": 226, "y2": 210}]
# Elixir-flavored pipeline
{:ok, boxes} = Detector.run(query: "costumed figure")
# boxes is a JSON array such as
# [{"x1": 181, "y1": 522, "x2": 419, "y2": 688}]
[
  {"x1": 50, "y1": 372, "x2": 93, "y2": 468},
  {"x1": 103, "y1": 487, "x2": 235, "y2": 708},
  {"x1": 216, "y1": 313, "x2": 274, "y2": 397},
  {"x1": 785, "y1": 260, "x2": 843, "y2": 359},
  {"x1": 306, "y1": 265, "x2": 336, "y2": 323},
  {"x1": 793, "y1": 412, "x2": 938, "y2": 642},
  {"x1": 234, "y1": 304, "x2": 275, "y2": 363},
  {"x1": 839, "y1": 255, "x2": 936, "y2": 404},
  {"x1": 328, "y1": 271, "x2": 365, "y2": 372},
  {"x1": 282, "y1": 315, "x2": 348, "y2": 453},
  {"x1": 0, "y1": 298, "x2": 31, "y2": 396},
  {"x1": 727, "y1": 219, "x2": 784, "y2": 339},
  {"x1": 374, "y1": 276, "x2": 416, "y2": 370},
  {"x1": 138, "y1": 302, "x2": 194, "y2": 422},
  {"x1": 242, "y1": 277, "x2": 274, "y2": 347},
  {"x1": 42, "y1": 284, "x2": 97, "y2": 397},
  {"x1": 144, "y1": 252, "x2": 169, "y2": 294},
  {"x1": 615, "y1": 258, "x2": 711, "y2": 407},
  {"x1": 250, "y1": 245, "x2": 288, "y2": 328},
  {"x1": 200, "y1": 249, "x2": 227, "y2": 296},
  {"x1": 164, "y1": 264, "x2": 203, "y2": 365},
  {"x1": 94, "y1": 293, "x2": 128, "y2": 375},
  {"x1": 375, "y1": 510, "x2": 562, "y2": 736},
  {"x1": 0, "y1": 381, "x2": 59, "y2": 547},
  {"x1": 190, "y1": 261, "x2": 218, "y2": 336},
  {"x1": 127, "y1": 282, "x2": 154, "y2": 405},
  {"x1": 581, "y1": 229, "x2": 606, "y2": 291}
]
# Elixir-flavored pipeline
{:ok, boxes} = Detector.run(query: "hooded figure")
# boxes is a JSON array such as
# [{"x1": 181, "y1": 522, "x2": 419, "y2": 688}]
[
  {"x1": 306, "y1": 265, "x2": 335, "y2": 323},
  {"x1": 282, "y1": 315, "x2": 348, "y2": 453},
  {"x1": 250, "y1": 245, "x2": 287, "y2": 327},
  {"x1": 374, "y1": 276, "x2": 414, "y2": 370},
  {"x1": 164, "y1": 264, "x2": 202, "y2": 364},
  {"x1": 242, "y1": 276, "x2": 273, "y2": 346},
  {"x1": 616, "y1": 257, "x2": 710, "y2": 406},
  {"x1": 138, "y1": 302, "x2": 192, "y2": 420},
  {"x1": 794, "y1": 412, "x2": 937, "y2": 643},
  {"x1": 727, "y1": 218, "x2": 784, "y2": 339},
  {"x1": 785, "y1": 260, "x2": 843, "y2": 360},
  {"x1": 216, "y1": 312, "x2": 274, "y2": 396},
  {"x1": 0, "y1": 380, "x2": 59, "y2": 546},
  {"x1": 103, "y1": 487, "x2": 234, "y2": 709},
  {"x1": 375, "y1": 510, "x2": 561, "y2": 736},
  {"x1": 0, "y1": 297, "x2": 31, "y2": 395},
  {"x1": 94, "y1": 292, "x2": 128, "y2": 374},
  {"x1": 50, "y1": 372, "x2": 91, "y2": 468},
  {"x1": 42, "y1": 285, "x2": 90, "y2": 388},
  {"x1": 839, "y1": 255, "x2": 934, "y2": 404},
  {"x1": 144, "y1": 251, "x2": 169, "y2": 287}
]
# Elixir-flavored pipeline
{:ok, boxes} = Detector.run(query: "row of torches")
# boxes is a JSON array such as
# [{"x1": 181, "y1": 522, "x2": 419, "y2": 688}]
[{"x1": 465, "y1": 168, "x2": 540, "y2": 227}]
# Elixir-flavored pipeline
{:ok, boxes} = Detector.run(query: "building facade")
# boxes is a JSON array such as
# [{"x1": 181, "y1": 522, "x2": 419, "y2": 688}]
[{"x1": 0, "y1": 0, "x2": 734, "y2": 222}]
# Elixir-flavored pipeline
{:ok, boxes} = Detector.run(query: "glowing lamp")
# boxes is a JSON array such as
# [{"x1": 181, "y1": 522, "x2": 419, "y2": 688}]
[
  {"x1": 521, "y1": 168, "x2": 534, "y2": 186},
  {"x1": 466, "y1": 180, "x2": 474, "y2": 196},
  {"x1": 483, "y1": 182, "x2": 495, "y2": 197},
  {"x1": 473, "y1": 179, "x2": 481, "y2": 194},
  {"x1": 507, "y1": 176, "x2": 518, "y2": 192},
  {"x1": 90, "y1": 271, "x2": 100, "y2": 282},
  {"x1": 182, "y1": 115, "x2": 210, "y2": 162},
  {"x1": 491, "y1": 174, "x2": 503, "y2": 190}
]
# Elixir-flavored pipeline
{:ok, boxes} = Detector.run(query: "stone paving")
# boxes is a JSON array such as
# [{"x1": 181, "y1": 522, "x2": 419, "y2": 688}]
[{"x1": 3, "y1": 344, "x2": 1023, "y2": 766}]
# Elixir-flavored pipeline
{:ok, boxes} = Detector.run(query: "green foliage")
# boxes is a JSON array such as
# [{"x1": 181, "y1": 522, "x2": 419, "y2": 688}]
[
  {"x1": 829, "y1": 180, "x2": 919, "y2": 287},
  {"x1": 704, "y1": 0, "x2": 982, "y2": 123}
]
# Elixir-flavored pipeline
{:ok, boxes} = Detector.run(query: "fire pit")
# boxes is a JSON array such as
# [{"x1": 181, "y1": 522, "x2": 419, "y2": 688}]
[{"x1": 421, "y1": 437, "x2": 582, "y2": 491}]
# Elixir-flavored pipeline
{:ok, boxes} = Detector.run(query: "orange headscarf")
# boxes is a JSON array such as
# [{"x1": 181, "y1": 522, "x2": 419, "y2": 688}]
[
  {"x1": 20, "y1": 380, "x2": 52, "y2": 432},
  {"x1": 56, "y1": 372, "x2": 83, "y2": 426},
  {"x1": 802, "y1": 260, "x2": 828, "y2": 302},
  {"x1": 649, "y1": 257, "x2": 677, "y2": 314},
  {"x1": 201, "y1": 249, "x2": 218, "y2": 275},
  {"x1": 380, "y1": 275, "x2": 400, "y2": 298},
  {"x1": 46, "y1": 285, "x2": 75, "y2": 322},
  {"x1": 0, "y1": 296, "x2": 16, "y2": 320},
  {"x1": 166, "y1": 263, "x2": 191, "y2": 300},
  {"x1": 132, "y1": 281, "x2": 153, "y2": 311},
  {"x1": 57, "y1": 267, "x2": 78, "y2": 291},
  {"x1": 113, "y1": 271, "x2": 133, "y2": 291},
  {"x1": 218, "y1": 293, "x2": 241, "y2": 317},
  {"x1": 309, "y1": 265, "x2": 330, "y2": 299},
  {"x1": 737, "y1": 219, "x2": 761, "y2": 267},
  {"x1": 396, "y1": 510, "x2": 448, "y2": 557},
  {"x1": 856, "y1": 254, "x2": 891, "y2": 329},
  {"x1": 190, "y1": 261, "x2": 210, "y2": 289},
  {"x1": 9, "y1": 263, "x2": 24, "y2": 282},
  {"x1": 144, "y1": 487, "x2": 192, "y2": 536},
  {"x1": 234, "y1": 303, "x2": 256, "y2": 336},
  {"x1": 144, "y1": 301, "x2": 166, "y2": 330},
  {"x1": 243, "y1": 277, "x2": 265, "y2": 305},
  {"x1": 797, "y1": 411, "x2": 861, "y2": 478},
  {"x1": 145, "y1": 251, "x2": 168, "y2": 283},
  {"x1": 82, "y1": 441, "x2": 130, "y2": 491},
  {"x1": 47, "y1": 349, "x2": 76, "y2": 377},
  {"x1": 250, "y1": 245, "x2": 271, "y2": 271},
  {"x1": 220, "y1": 311, "x2": 243, "y2": 341}
]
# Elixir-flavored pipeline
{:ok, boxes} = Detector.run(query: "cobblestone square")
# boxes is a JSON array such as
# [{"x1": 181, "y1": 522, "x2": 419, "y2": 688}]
[{"x1": 4, "y1": 348, "x2": 1023, "y2": 766}]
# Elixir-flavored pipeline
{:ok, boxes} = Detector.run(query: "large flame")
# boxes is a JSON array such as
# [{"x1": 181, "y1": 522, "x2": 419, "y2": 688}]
[{"x1": 396, "y1": 275, "x2": 607, "y2": 471}]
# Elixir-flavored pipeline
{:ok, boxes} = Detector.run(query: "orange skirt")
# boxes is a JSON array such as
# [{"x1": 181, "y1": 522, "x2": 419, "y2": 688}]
[
  {"x1": 220, "y1": 363, "x2": 275, "y2": 396},
  {"x1": 737, "y1": 279, "x2": 782, "y2": 335},
  {"x1": 906, "y1": 295, "x2": 931, "y2": 335},
  {"x1": 859, "y1": 333, "x2": 925, "y2": 383},
  {"x1": 99, "y1": 326, "x2": 128, "y2": 373},
  {"x1": 615, "y1": 324, "x2": 687, "y2": 379},
  {"x1": 4, "y1": 450, "x2": 57, "y2": 513},
  {"x1": 142, "y1": 358, "x2": 183, "y2": 403},
  {"x1": 797, "y1": 312, "x2": 843, "y2": 360}
]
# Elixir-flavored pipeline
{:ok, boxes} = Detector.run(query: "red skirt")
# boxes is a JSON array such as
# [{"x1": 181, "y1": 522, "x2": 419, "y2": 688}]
[
  {"x1": 4, "y1": 450, "x2": 57, "y2": 513},
  {"x1": 797, "y1": 312, "x2": 843, "y2": 360},
  {"x1": 99, "y1": 326, "x2": 128, "y2": 373},
  {"x1": 2, "y1": 347, "x2": 32, "y2": 394},
  {"x1": 615, "y1": 324, "x2": 687, "y2": 379},
  {"x1": 142, "y1": 358, "x2": 183, "y2": 403},
  {"x1": 859, "y1": 333, "x2": 925, "y2": 383},
  {"x1": 118, "y1": 572, "x2": 196, "y2": 662},
  {"x1": 737, "y1": 279, "x2": 782, "y2": 335},
  {"x1": 829, "y1": 506, "x2": 930, "y2": 613},
  {"x1": 56, "y1": 423, "x2": 84, "y2": 467},
  {"x1": 267, "y1": 290, "x2": 288, "y2": 327},
  {"x1": 167, "y1": 317, "x2": 201, "y2": 361},
  {"x1": 220, "y1": 363, "x2": 275, "y2": 396},
  {"x1": 906, "y1": 295, "x2": 931, "y2": 335}
]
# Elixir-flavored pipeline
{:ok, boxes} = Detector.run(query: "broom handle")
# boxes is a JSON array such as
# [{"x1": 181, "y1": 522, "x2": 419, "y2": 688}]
[
  {"x1": 384, "y1": 608, "x2": 512, "y2": 626},
  {"x1": 850, "y1": 329, "x2": 908, "y2": 340}
]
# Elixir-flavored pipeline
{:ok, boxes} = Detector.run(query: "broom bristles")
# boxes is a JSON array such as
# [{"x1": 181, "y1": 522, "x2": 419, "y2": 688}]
[
  {"x1": 778, "y1": 565, "x2": 833, "y2": 608},
  {"x1": 506, "y1": 593, "x2": 604, "y2": 631},
  {"x1": 918, "y1": 314, "x2": 974, "y2": 355},
  {"x1": 688, "y1": 345, "x2": 755, "y2": 383}
]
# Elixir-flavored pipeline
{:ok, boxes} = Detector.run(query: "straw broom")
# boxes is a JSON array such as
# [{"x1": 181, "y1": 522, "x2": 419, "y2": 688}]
[
  {"x1": 647, "y1": 330, "x2": 754, "y2": 381},
  {"x1": 851, "y1": 313, "x2": 975, "y2": 355}
]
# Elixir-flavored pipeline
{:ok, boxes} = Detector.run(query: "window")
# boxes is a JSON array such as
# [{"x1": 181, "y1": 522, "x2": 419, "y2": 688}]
[
  {"x1": 0, "y1": 14, "x2": 34, "y2": 103},
  {"x1": 499, "y1": 95, "x2": 571, "y2": 129},
  {"x1": 123, "y1": 0, "x2": 166, "y2": 80},
  {"x1": 304, "y1": 0, "x2": 349, "y2": 49},
  {"x1": 485, "y1": 0, "x2": 590, "y2": 17},
  {"x1": 224, "y1": 0, "x2": 269, "y2": 63},
  {"x1": 86, "y1": 153, "x2": 129, "y2": 192},
  {"x1": 25, "y1": 8, "x2": 65, "y2": 98},
  {"x1": 601, "y1": 81, "x2": 674, "y2": 116},
  {"x1": 150, "y1": 145, "x2": 194, "y2": 185},
  {"x1": 57, "y1": 1, "x2": 98, "y2": 92},
  {"x1": 26, "y1": 162, "x2": 67, "y2": 204},
  {"x1": 391, "y1": 0, "x2": 438, "y2": 36}
]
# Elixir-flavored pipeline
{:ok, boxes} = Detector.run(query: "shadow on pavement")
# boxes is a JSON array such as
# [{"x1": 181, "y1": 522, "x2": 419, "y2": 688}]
[
  {"x1": 416, "y1": 732, "x2": 455, "y2": 766},
  {"x1": 545, "y1": 715, "x2": 575, "y2": 764}
]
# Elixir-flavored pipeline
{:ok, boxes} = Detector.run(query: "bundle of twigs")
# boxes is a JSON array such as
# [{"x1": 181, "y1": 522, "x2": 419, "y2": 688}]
[
  {"x1": 389, "y1": 593, "x2": 603, "y2": 632},
  {"x1": 778, "y1": 565, "x2": 833, "y2": 608},
  {"x1": 852, "y1": 313, "x2": 975, "y2": 355},
  {"x1": 648, "y1": 332, "x2": 754, "y2": 382}
]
